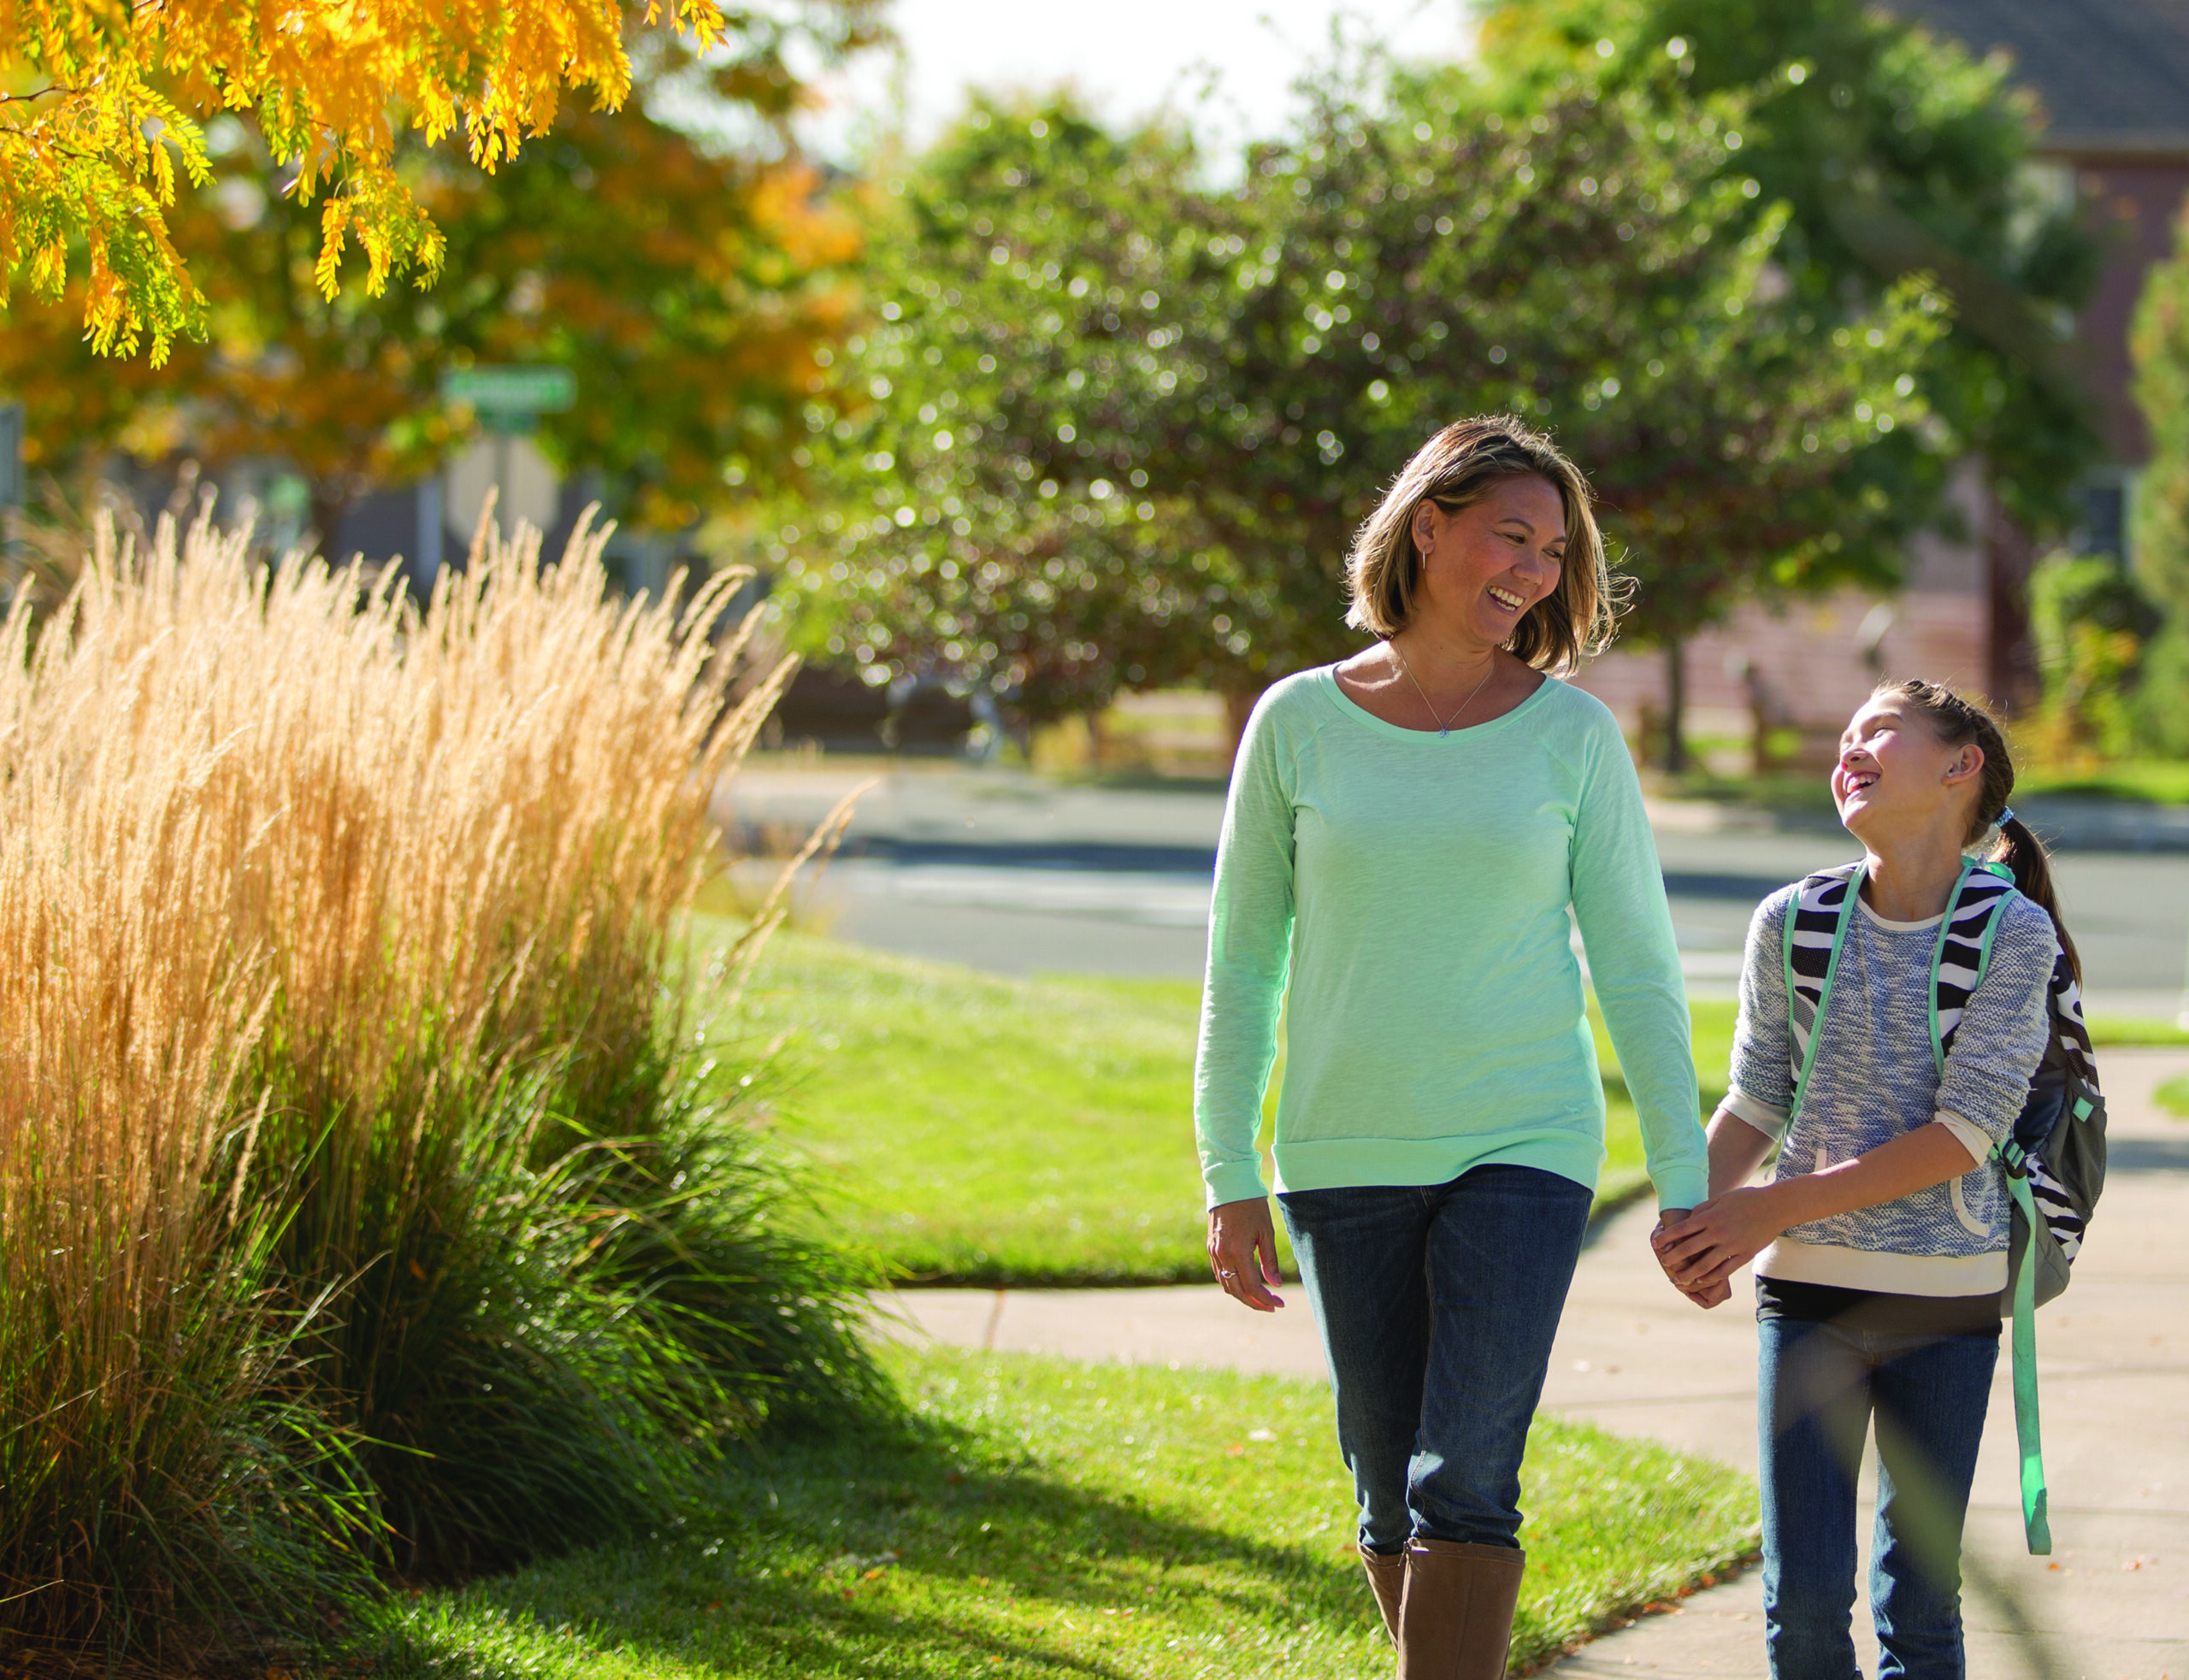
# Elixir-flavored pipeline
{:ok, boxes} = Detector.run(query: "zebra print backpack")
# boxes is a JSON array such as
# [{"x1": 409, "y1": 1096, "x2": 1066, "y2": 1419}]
[{"x1": 1782, "y1": 857, "x2": 2107, "y2": 1555}]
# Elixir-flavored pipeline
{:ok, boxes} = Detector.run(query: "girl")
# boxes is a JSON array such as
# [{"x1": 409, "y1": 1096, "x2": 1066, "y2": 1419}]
[{"x1": 1656, "y1": 679, "x2": 2081, "y2": 1679}]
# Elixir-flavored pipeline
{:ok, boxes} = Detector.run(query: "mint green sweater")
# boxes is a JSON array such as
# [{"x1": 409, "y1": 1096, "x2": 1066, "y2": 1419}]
[{"x1": 1193, "y1": 667, "x2": 1709, "y2": 1212}]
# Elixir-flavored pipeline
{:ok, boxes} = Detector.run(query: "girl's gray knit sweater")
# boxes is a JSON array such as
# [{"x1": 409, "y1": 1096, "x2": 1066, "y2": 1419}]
[{"x1": 1726, "y1": 882, "x2": 2056, "y2": 1296}]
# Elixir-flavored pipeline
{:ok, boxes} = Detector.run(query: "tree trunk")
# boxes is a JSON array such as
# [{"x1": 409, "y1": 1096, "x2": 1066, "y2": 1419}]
[
  {"x1": 1985, "y1": 480, "x2": 2040, "y2": 712},
  {"x1": 1735, "y1": 654, "x2": 1774, "y2": 775},
  {"x1": 309, "y1": 481, "x2": 354, "y2": 563},
  {"x1": 1221, "y1": 683, "x2": 1268, "y2": 771},
  {"x1": 1661, "y1": 639, "x2": 1689, "y2": 775}
]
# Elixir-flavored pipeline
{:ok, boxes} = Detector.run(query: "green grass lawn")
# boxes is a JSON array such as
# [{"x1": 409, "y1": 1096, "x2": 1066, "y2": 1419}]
[
  {"x1": 708, "y1": 921, "x2": 2179, "y2": 1286},
  {"x1": 720, "y1": 928, "x2": 1223, "y2": 1285},
  {"x1": 711, "y1": 922, "x2": 1729, "y2": 1287},
  {"x1": 2016, "y1": 760, "x2": 2189, "y2": 805},
  {"x1": 2089, "y1": 1014, "x2": 2189, "y2": 1047},
  {"x1": 360, "y1": 1346, "x2": 1757, "y2": 1679}
]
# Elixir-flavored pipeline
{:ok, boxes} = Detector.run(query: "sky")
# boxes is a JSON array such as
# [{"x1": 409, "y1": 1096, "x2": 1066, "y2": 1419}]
[{"x1": 800, "y1": 1, "x2": 1479, "y2": 168}]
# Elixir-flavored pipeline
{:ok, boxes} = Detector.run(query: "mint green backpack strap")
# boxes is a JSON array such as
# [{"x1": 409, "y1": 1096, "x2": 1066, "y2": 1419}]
[
  {"x1": 1998, "y1": 1145, "x2": 2052, "y2": 1554},
  {"x1": 1939, "y1": 858, "x2": 2052, "y2": 1556}
]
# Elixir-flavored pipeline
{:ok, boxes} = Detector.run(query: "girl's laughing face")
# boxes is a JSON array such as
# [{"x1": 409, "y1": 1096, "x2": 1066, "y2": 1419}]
[{"x1": 1833, "y1": 694, "x2": 1983, "y2": 838}]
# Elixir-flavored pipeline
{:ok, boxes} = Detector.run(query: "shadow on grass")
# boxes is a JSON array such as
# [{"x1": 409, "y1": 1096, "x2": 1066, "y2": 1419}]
[
  {"x1": 883, "y1": 1254, "x2": 1247, "y2": 1290},
  {"x1": 357, "y1": 1401, "x2": 1384, "y2": 1679}
]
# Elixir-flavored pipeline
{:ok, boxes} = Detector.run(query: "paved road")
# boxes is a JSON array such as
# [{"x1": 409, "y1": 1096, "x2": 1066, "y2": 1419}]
[
  {"x1": 717, "y1": 764, "x2": 2189, "y2": 1018},
  {"x1": 887, "y1": 1049, "x2": 2189, "y2": 1678}
]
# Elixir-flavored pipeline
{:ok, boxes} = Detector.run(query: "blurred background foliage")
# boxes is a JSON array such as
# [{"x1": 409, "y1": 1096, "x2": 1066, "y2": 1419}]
[
  {"x1": 1478, "y1": 0, "x2": 2102, "y2": 545},
  {"x1": 764, "y1": 49, "x2": 1948, "y2": 759},
  {"x1": 13, "y1": 0, "x2": 2189, "y2": 773},
  {"x1": 0, "y1": 17, "x2": 876, "y2": 543},
  {"x1": 742, "y1": 0, "x2": 2176, "y2": 770},
  {"x1": 2133, "y1": 206, "x2": 2189, "y2": 758},
  {"x1": 2027, "y1": 550, "x2": 2162, "y2": 764}
]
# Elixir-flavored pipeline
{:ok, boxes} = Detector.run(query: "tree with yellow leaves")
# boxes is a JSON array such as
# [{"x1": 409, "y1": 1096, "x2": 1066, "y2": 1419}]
[
  {"x1": 0, "y1": 1, "x2": 882, "y2": 363},
  {"x1": 0, "y1": 19, "x2": 875, "y2": 542}
]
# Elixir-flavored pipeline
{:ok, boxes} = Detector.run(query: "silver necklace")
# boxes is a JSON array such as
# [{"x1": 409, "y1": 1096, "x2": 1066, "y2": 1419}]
[{"x1": 1392, "y1": 644, "x2": 1494, "y2": 738}]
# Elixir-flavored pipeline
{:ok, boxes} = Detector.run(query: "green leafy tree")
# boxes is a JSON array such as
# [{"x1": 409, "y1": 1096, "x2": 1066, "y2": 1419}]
[
  {"x1": 764, "y1": 98, "x2": 1253, "y2": 725},
  {"x1": 1478, "y1": 0, "x2": 2103, "y2": 701},
  {"x1": 785, "y1": 71, "x2": 1940, "y2": 765},
  {"x1": 1195, "y1": 60, "x2": 1944, "y2": 764},
  {"x1": 2129, "y1": 206, "x2": 2189, "y2": 753}
]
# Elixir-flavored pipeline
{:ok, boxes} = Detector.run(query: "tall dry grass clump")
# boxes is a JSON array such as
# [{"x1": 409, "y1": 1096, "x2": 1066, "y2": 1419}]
[
  {"x1": 0, "y1": 534, "x2": 370, "y2": 1656},
  {"x1": 0, "y1": 504, "x2": 882, "y2": 1659}
]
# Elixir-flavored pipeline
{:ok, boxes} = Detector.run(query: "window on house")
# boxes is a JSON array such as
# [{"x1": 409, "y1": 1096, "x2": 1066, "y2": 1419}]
[{"x1": 2079, "y1": 480, "x2": 2127, "y2": 559}]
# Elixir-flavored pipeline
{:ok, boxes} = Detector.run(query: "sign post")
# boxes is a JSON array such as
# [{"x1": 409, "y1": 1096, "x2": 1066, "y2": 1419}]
[
  {"x1": 0, "y1": 402, "x2": 24, "y2": 510},
  {"x1": 437, "y1": 366, "x2": 576, "y2": 563},
  {"x1": 0, "y1": 402, "x2": 22, "y2": 615}
]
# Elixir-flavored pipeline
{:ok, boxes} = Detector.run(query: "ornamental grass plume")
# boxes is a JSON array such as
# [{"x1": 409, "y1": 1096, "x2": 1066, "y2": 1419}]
[
  {"x1": 0, "y1": 501, "x2": 882, "y2": 1659},
  {"x1": 0, "y1": 521, "x2": 374, "y2": 1657}
]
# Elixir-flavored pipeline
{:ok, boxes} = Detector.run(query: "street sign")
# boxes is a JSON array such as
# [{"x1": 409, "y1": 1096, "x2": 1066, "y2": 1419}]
[{"x1": 440, "y1": 365, "x2": 576, "y2": 416}]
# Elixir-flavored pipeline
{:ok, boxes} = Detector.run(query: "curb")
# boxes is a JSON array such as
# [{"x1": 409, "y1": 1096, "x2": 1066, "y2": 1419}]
[{"x1": 883, "y1": 1174, "x2": 1660, "y2": 1291}]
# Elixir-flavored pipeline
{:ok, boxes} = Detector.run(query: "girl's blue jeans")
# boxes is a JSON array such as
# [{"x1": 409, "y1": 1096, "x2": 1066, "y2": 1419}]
[
  {"x1": 1277, "y1": 1164, "x2": 1594, "y2": 1553},
  {"x1": 1759, "y1": 1314, "x2": 1999, "y2": 1680}
]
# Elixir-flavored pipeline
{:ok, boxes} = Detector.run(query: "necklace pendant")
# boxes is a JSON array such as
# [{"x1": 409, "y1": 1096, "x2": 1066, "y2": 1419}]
[{"x1": 1437, "y1": 727, "x2": 1449, "y2": 739}]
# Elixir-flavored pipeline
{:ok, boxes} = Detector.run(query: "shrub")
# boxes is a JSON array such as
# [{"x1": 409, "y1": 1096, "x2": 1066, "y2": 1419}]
[
  {"x1": 2027, "y1": 550, "x2": 2162, "y2": 764},
  {"x1": 0, "y1": 504, "x2": 884, "y2": 1659}
]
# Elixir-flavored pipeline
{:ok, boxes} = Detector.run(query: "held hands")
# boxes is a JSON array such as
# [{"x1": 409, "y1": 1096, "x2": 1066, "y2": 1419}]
[
  {"x1": 1207, "y1": 1197, "x2": 1286, "y2": 1312},
  {"x1": 1654, "y1": 1186, "x2": 1792, "y2": 1303},
  {"x1": 1649, "y1": 1209, "x2": 1729, "y2": 1309},
  {"x1": 1653, "y1": 1108, "x2": 1789, "y2": 1309}
]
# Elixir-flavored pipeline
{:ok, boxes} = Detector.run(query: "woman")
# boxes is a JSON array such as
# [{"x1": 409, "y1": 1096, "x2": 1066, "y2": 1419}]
[
  {"x1": 1194, "y1": 416, "x2": 1709, "y2": 1678},
  {"x1": 1655, "y1": 681, "x2": 2080, "y2": 1678}
]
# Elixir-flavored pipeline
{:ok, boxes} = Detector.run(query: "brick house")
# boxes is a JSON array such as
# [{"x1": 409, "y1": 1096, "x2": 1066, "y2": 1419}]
[{"x1": 1573, "y1": 0, "x2": 2189, "y2": 762}]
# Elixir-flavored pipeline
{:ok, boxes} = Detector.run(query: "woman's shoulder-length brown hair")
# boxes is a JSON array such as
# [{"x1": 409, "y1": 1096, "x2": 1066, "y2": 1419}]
[{"x1": 1342, "y1": 416, "x2": 1626, "y2": 675}]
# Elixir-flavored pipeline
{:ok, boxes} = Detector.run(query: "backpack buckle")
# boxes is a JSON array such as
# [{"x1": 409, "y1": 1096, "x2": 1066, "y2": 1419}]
[{"x1": 1999, "y1": 1140, "x2": 2029, "y2": 1178}]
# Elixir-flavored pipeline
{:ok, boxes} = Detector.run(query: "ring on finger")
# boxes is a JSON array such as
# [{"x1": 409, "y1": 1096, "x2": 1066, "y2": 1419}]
[{"x1": 1218, "y1": 1269, "x2": 1237, "y2": 1279}]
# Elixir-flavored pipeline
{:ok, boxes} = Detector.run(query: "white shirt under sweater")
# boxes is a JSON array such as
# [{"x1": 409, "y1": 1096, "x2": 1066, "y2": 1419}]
[{"x1": 1727, "y1": 882, "x2": 2056, "y2": 1296}]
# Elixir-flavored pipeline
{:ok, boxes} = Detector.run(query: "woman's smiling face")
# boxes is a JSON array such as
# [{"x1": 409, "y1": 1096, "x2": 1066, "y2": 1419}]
[
  {"x1": 1409, "y1": 474, "x2": 1567, "y2": 647},
  {"x1": 1833, "y1": 693, "x2": 1983, "y2": 840}
]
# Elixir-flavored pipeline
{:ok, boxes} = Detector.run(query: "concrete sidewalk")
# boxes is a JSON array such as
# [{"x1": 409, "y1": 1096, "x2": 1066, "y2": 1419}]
[{"x1": 888, "y1": 1048, "x2": 2189, "y2": 1677}]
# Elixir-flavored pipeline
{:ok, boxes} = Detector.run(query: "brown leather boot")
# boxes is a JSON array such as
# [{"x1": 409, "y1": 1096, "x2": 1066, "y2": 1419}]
[
  {"x1": 1395, "y1": 1537, "x2": 1525, "y2": 1680},
  {"x1": 1360, "y1": 1543, "x2": 1406, "y2": 1645}
]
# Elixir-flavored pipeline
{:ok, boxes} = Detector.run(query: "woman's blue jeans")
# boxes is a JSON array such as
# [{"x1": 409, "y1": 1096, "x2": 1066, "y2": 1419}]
[
  {"x1": 1759, "y1": 1315, "x2": 1999, "y2": 1680},
  {"x1": 1277, "y1": 1164, "x2": 1594, "y2": 1553}
]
